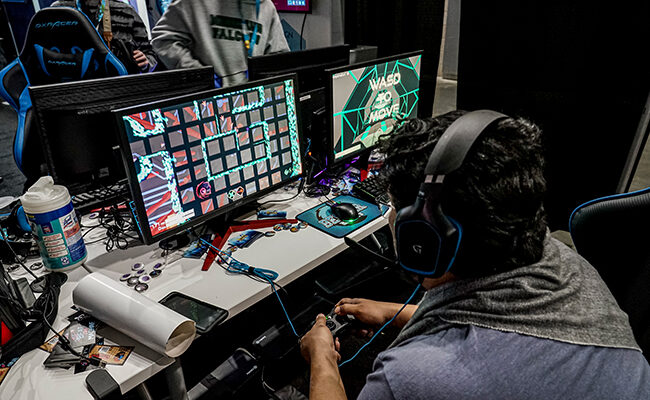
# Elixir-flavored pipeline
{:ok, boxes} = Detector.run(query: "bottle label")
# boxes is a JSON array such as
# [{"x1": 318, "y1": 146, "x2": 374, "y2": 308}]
[{"x1": 26, "y1": 202, "x2": 87, "y2": 270}]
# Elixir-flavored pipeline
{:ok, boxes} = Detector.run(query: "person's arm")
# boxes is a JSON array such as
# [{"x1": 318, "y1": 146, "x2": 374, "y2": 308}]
[
  {"x1": 335, "y1": 298, "x2": 418, "y2": 332},
  {"x1": 126, "y1": 5, "x2": 157, "y2": 69},
  {"x1": 300, "y1": 314, "x2": 347, "y2": 400},
  {"x1": 151, "y1": 0, "x2": 203, "y2": 69},
  {"x1": 264, "y1": 5, "x2": 289, "y2": 54}
]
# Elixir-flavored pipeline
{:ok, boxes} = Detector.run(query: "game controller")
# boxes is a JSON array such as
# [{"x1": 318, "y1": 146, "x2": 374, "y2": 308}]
[{"x1": 315, "y1": 308, "x2": 356, "y2": 337}]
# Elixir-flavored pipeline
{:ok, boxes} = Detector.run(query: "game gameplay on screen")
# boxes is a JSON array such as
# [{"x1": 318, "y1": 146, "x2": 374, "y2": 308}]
[
  {"x1": 118, "y1": 78, "x2": 302, "y2": 241},
  {"x1": 330, "y1": 52, "x2": 422, "y2": 161}
]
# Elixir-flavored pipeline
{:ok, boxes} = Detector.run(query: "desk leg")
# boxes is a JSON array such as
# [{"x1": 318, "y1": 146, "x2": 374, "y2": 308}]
[
  {"x1": 165, "y1": 358, "x2": 189, "y2": 400},
  {"x1": 135, "y1": 383, "x2": 154, "y2": 400}
]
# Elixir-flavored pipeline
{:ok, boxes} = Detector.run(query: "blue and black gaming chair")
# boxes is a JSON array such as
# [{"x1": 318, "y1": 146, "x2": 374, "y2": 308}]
[
  {"x1": 570, "y1": 188, "x2": 650, "y2": 360},
  {"x1": 0, "y1": 7, "x2": 127, "y2": 182}
]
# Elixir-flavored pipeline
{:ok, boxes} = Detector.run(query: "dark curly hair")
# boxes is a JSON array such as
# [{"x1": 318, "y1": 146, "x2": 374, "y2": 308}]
[{"x1": 377, "y1": 110, "x2": 547, "y2": 277}]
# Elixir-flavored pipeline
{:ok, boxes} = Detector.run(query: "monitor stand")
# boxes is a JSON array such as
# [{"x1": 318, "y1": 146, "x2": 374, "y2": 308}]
[
  {"x1": 157, "y1": 200, "x2": 264, "y2": 253},
  {"x1": 158, "y1": 233, "x2": 192, "y2": 252}
]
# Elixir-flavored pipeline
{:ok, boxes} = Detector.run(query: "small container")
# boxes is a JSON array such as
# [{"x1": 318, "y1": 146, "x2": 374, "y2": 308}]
[{"x1": 20, "y1": 177, "x2": 87, "y2": 271}]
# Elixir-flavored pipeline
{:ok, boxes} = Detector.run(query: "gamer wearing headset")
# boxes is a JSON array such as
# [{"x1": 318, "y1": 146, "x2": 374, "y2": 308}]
[
  {"x1": 151, "y1": 0, "x2": 289, "y2": 87},
  {"x1": 300, "y1": 110, "x2": 650, "y2": 400}
]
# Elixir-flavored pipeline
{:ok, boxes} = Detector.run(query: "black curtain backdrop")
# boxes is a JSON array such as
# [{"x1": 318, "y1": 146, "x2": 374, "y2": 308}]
[
  {"x1": 344, "y1": 0, "x2": 445, "y2": 118},
  {"x1": 457, "y1": 2, "x2": 650, "y2": 230}
]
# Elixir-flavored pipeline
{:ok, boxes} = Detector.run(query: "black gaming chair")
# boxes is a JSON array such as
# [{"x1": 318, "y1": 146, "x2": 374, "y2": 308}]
[
  {"x1": 0, "y1": 7, "x2": 126, "y2": 183},
  {"x1": 570, "y1": 188, "x2": 650, "y2": 360}
]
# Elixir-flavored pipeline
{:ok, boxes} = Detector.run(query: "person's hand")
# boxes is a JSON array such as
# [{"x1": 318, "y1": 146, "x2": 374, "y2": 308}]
[
  {"x1": 132, "y1": 50, "x2": 149, "y2": 68},
  {"x1": 335, "y1": 298, "x2": 405, "y2": 337},
  {"x1": 335, "y1": 298, "x2": 396, "y2": 325},
  {"x1": 300, "y1": 314, "x2": 341, "y2": 364}
]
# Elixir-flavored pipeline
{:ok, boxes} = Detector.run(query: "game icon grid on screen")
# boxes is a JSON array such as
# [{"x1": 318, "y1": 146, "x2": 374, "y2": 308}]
[
  {"x1": 117, "y1": 76, "x2": 302, "y2": 242},
  {"x1": 329, "y1": 52, "x2": 422, "y2": 161}
]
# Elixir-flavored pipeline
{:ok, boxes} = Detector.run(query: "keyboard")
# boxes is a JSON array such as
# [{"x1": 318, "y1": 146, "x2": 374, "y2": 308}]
[
  {"x1": 352, "y1": 175, "x2": 390, "y2": 205},
  {"x1": 71, "y1": 183, "x2": 130, "y2": 215}
]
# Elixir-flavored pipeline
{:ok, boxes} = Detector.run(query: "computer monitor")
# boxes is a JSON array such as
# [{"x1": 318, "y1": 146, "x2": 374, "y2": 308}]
[
  {"x1": 272, "y1": 0, "x2": 311, "y2": 13},
  {"x1": 327, "y1": 51, "x2": 423, "y2": 163},
  {"x1": 114, "y1": 74, "x2": 304, "y2": 244},
  {"x1": 248, "y1": 45, "x2": 350, "y2": 93},
  {"x1": 28, "y1": 67, "x2": 216, "y2": 194}
]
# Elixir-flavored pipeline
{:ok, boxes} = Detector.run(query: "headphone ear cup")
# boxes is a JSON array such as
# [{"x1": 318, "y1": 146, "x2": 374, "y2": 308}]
[
  {"x1": 395, "y1": 205, "x2": 462, "y2": 277},
  {"x1": 15, "y1": 206, "x2": 31, "y2": 233}
]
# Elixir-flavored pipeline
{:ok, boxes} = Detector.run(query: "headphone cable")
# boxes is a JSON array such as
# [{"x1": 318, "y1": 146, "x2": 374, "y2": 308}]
[
  {"x1": 338, "y1": 283, "x2": 422, "y2": 368},
  {"x1": 198, "y1": 237, "x2": 299, "y2": 337}
]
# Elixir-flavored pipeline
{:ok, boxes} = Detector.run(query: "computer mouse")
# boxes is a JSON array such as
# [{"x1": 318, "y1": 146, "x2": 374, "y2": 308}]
[{"x1": 330, "y1": 202, "x2": 359, "y2": 222}]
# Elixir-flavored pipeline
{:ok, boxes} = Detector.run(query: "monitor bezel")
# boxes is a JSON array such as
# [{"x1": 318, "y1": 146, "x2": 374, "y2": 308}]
[
  {"x1": 28, "y1": 66, "x2": 215, "y2": 192},
  {"x1": 112, "y1": 73, "x2": 304, "y2": 245},
  {"x1": 325, "y1": 50, "x2": 424, "y2": 164},
  {"x1": 248, "y1": 44, "x2": 351, "y2": 92}
]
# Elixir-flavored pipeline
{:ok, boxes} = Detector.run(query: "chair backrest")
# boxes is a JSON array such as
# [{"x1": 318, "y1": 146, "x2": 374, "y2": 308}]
[
  {"x1": 570, "y1": 188, "x2": 650, "y2": 358},
  {"x1": 18, "y1": 7, "x2": 126, "y2": 84},
  {"x1": 0, "y1": 7, "x2": 126, "y2": 181}
]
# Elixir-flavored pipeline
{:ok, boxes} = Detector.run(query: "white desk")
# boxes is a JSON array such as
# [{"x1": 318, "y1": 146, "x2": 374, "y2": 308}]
[{"x1": 2, "y1": 193, "x2": 388, "y2": 399}]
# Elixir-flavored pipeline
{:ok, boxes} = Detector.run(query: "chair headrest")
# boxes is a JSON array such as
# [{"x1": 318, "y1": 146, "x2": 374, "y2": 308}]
[{"x1": 20, "y1": 7, "x2": 126, "y2": 83}]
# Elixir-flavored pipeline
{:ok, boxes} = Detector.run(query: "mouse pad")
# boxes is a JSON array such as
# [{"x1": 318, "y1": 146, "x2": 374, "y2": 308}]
[{"x1": 296, "y1": 195, "x2": 389, "y2": 238}]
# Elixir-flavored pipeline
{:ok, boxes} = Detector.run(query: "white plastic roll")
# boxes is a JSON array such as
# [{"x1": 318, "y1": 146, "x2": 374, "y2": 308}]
[{"x1": 73, "y1": 273, "x2": 196, "y2": 357}]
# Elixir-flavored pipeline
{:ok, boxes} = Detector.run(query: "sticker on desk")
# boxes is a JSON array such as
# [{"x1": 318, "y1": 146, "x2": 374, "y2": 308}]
[
  {"x1": 257, "y1": 210, "x2": 287, "y2": 219},
  {"x1": 0, "y1": 357, "x2": 19, "y2": 386},
  {"x1": 74, "y1": 338, "x2": 105, "y2": 374},
  {"x1": 65, "y1": 322, "x2": 97, "y2": 348},
  {"x1": 40, "y1": 329, "x2": 66, "y2": 352},
  {"x1": 296, "y1": 195, "x2": 389, "y2": 238},
  {"x1": 183, "y1": 234, "x2": 212, "y2": 259},
  {"x1": 0, "y1": 367, "x2": 8, "y2": 386},
  {"x1": 228, "y1": 230, "x2": 264, "y2": 248},
  {"x1": 88, "y1": 345, "x2": 134, "y2": 365}
]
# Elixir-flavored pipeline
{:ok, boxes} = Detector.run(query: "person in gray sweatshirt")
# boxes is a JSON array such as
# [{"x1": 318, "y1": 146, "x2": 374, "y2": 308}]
[
  {"x1": 299, "y1": 111, "x2": 650, "y2": 400},
  {"x1": 152, "y1": 0, "x2": 289, "y2": 87}
]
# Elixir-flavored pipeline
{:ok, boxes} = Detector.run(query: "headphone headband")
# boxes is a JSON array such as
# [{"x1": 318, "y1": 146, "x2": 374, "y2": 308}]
[
  {"x1": 423, "y1": 110, "x2": 508, "y2": 178},
  {"x1": 394, "y1": 109, "x2": 510, "y2": 277}
]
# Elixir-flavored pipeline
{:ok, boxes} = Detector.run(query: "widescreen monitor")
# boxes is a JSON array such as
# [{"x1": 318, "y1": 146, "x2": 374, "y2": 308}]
[
  {"x1": 28, "y1": 67, "x2": 215, "y2": 194},
  {"x1": 327, "y1": 51, "x2": 422, "y2": 162},
  {"x1": 272, "y1": 0, "x2": 311, "y2": 13},
  {"x1": 248, "y1": 45, "x2": 350, "y2": 93},
  {"x1": 114, "y1": 74, "x2": 303, "y2": 244}
]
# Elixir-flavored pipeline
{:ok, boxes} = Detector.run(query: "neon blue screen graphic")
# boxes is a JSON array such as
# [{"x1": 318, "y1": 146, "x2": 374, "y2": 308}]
[
  {"x1": 121, "y1": 79, "x2": 302, "y2": 238},
  {"x1": 331, "y1": 54, "x2": 421, "y2": 160}
]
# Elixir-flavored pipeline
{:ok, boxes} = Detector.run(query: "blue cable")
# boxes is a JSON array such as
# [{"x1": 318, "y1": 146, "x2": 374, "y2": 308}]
[
  {"x1": 338, "y1": 283, "x2": 422, "y2": 368},
  {"x1": 198, "y1": 237, "x2": 299, "y2": 337}
]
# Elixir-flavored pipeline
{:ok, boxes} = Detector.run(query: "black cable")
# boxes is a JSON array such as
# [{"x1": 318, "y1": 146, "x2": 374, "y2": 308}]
[
  {"x1": 299, "y1": 12, "x2": 308, "y2": 50},
  {"x1": 303, "y1": 182, "x2": 331, "y2": 198},
  {"x1": 85, "y1": 205, "x2": 140, "y2": 252},
  {"x1": 261, "y1": 365, "x2": 282, "y2": 400},
  {"x1": 39, "y1": 303, "x2": 104, "y2": 367},
  {"x1": 256, "y1": 178, "x2": 305, "y2": 207},
  {"x1": 0, "y1": 228, "x2": 38, "y2": 280},
  {"x1": 82, "y1": 224, "x2": 101, "y2": 239},
  {"x1": 3, "y1": 274, "x2": 103, "y2": 367}
]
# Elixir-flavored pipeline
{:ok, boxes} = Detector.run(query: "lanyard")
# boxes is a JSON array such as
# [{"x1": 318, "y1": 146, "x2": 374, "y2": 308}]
[
  {"x1": 239, "y1": 0, "x2": 261, "y2": 57},
  {"x1": 76, "y1": 0, "x2": 106, "y2": 29}
]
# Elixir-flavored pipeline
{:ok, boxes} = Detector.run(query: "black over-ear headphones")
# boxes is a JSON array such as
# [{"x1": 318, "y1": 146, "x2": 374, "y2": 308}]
[{"x1": 394, "y1": 110, "x2": 508, "y2": 277}]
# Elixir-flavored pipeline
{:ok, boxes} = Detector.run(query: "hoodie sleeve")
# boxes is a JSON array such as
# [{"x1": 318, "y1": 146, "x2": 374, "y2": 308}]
[
  {"x1": 264, "y1": 5, "x2": 289, "y2": 54},
  {"x1": 151, "y1": 0, "x2": 204, "y2": 69},
  {"x1": 124, "y1": 3, "x2": 158, "y2": 69}
]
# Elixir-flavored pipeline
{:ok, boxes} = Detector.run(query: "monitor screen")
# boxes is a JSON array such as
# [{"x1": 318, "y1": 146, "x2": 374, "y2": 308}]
[
  {"x1": 115, "y1": 75, "x2": 303, "y2": 244},
  {"x1": 328, "y1": 51, "x2": 422, "y2": 162},
  {"x1": 248, "y1": 45, "x2": 350, "y2": 93},
  {"x1": 272, "y1": 0, "x2": 310, "y2": 13},
  {"x1": 29, "y1": 67, "x2": 215, "y2": 194}
]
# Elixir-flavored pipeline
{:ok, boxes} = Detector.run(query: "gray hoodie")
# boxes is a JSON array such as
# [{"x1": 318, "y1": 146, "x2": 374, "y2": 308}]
[{"x1": 152, "y1": 0, "x2": 289, "y2": 87}]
